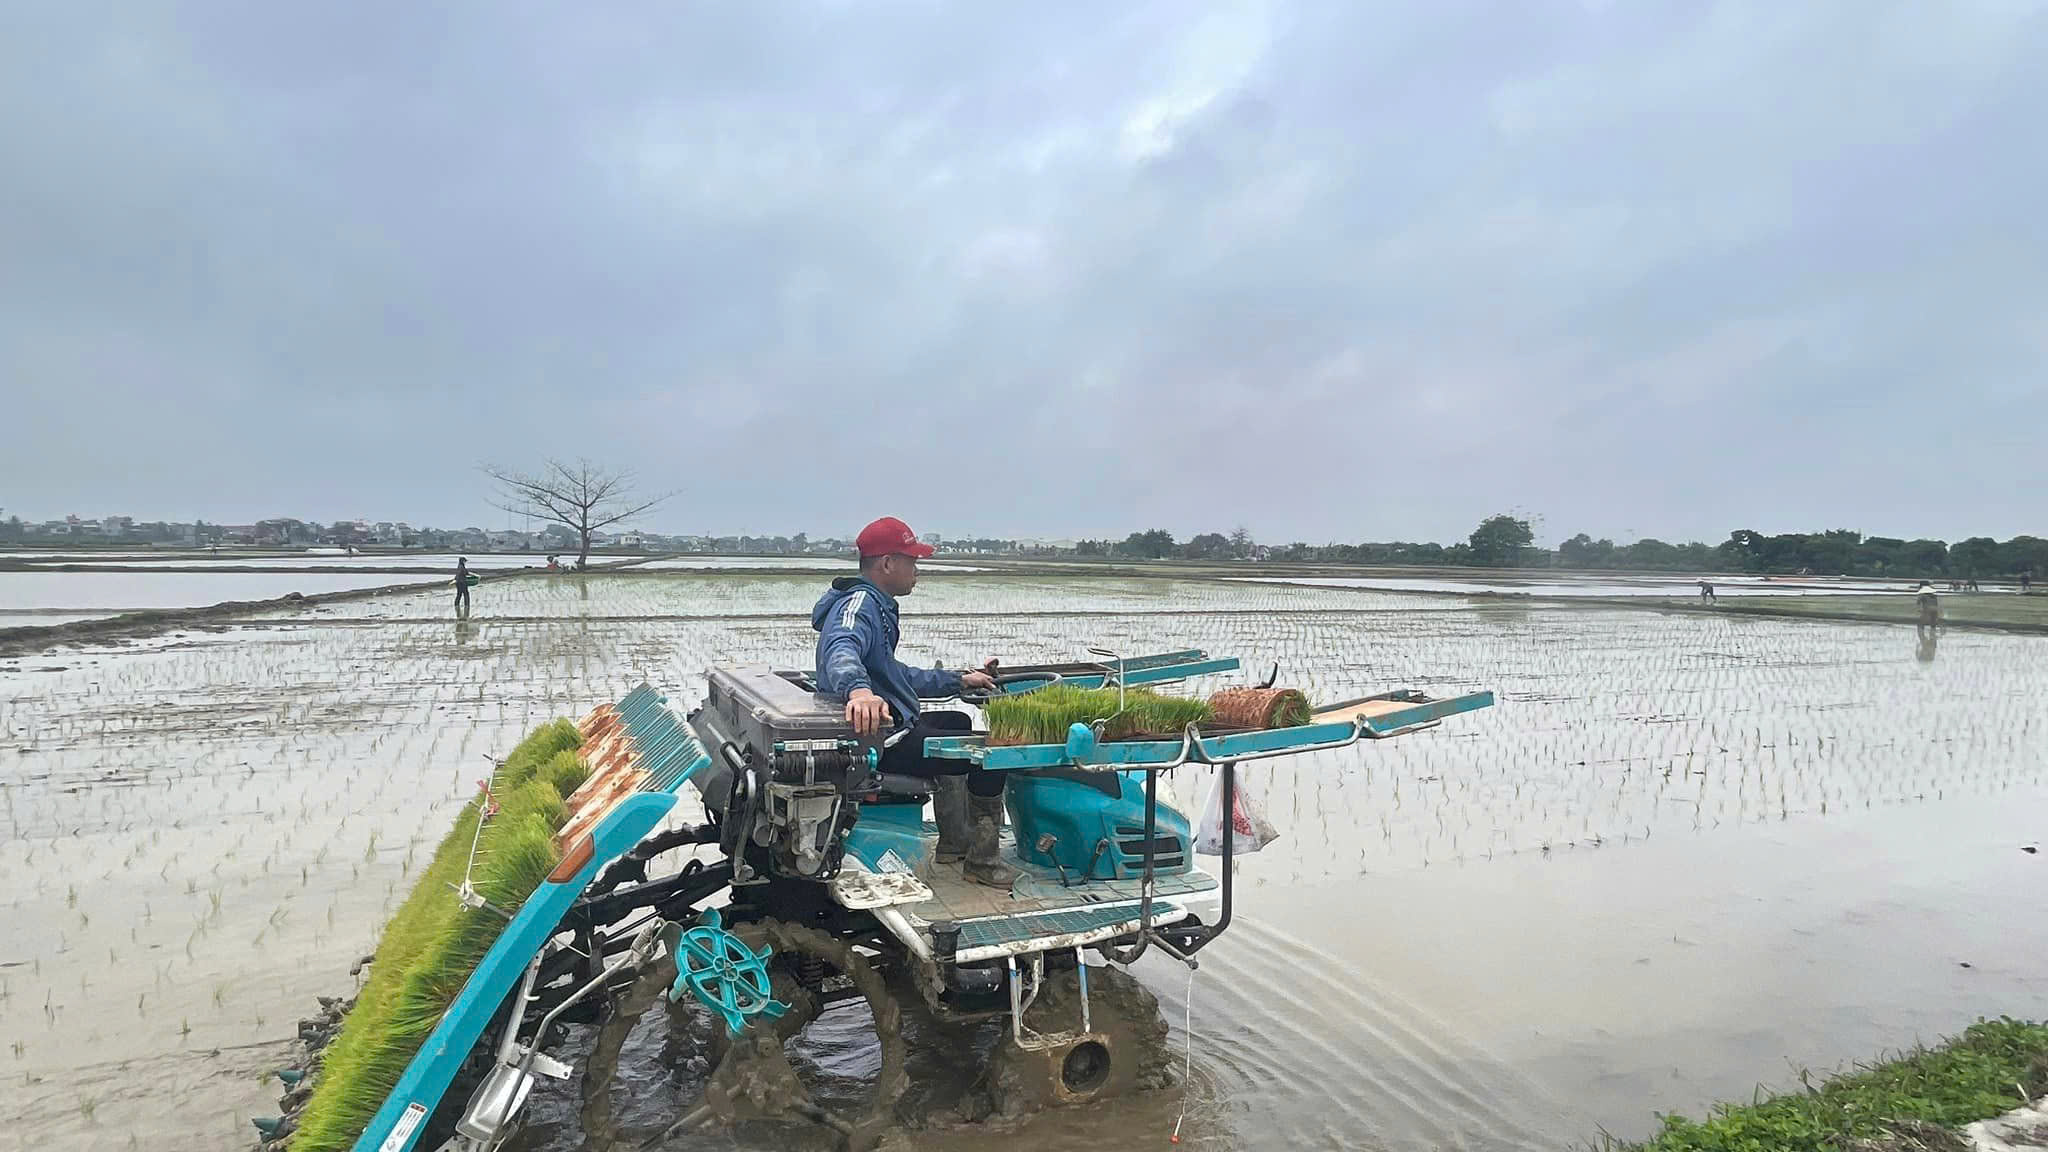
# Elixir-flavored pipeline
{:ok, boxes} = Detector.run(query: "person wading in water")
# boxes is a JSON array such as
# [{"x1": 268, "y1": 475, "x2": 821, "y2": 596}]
[{"x1": 1915, "y1": 581, "x2": 1941, "y2": 632}]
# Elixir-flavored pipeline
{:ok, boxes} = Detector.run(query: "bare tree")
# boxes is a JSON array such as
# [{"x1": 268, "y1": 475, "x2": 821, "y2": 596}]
[{"x1": 482, "y1": 458, "x2": 673, "y2": 570}]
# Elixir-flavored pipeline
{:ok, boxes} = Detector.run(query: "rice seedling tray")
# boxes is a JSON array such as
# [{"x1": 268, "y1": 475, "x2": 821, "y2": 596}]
[{"x1": 929, "y1": 688, "x2": 1497, "y2": 770}]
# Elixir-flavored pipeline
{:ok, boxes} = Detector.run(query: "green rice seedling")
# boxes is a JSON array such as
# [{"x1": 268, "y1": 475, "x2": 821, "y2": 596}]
[
  {"x1": 288, "y1": 718, "x2": 582, "y2": 1152},
  {"x1": 986, "y1": 684, "x2": 1214, "y2": 746}
]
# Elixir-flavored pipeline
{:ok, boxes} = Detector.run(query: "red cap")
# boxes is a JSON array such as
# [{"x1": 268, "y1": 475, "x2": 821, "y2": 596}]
[{"x1": 855, "y1": 516, "x2": 935, "y2": 559}]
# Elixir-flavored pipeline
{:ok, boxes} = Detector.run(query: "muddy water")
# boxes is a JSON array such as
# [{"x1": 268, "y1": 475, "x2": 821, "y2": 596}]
[
  {"x1": 1234, "y1": 788, "x2": 2048, "y2": 1148},
  {"x1": 509, "y1": 789, "x2": 2048, "y2": 1152},
  {"x1": 1, "y1": 575, "x2": 2044, "y2": 1151}
]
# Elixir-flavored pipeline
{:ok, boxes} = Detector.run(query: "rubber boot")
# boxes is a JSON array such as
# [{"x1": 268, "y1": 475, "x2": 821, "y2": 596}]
[
  {"x1": 963, "y1": 791, "x2": 1019, "y2": 889},
  {"x1": 932, "y1": 775, "x2": 971, "y2": 864}
]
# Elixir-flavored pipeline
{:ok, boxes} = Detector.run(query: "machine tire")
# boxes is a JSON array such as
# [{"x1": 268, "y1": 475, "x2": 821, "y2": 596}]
[
  {"x1": 592, "y1": 917, "x2": 906, "y2": 1151},
  {"x1": 577, "y1": 942, "x2": 679, "y2": 1149},
  {"x1": 715, "y1": 919, "x2": 907, "y2": 1151},
  {"x1": 985, "y1": 962, "x2": 1172, "y2": 1117}
]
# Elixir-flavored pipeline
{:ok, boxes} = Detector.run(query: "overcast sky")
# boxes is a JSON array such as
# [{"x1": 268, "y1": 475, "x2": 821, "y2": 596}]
[{"x1": 3, "y1": 1, "x2": 2043, "y2": 546}]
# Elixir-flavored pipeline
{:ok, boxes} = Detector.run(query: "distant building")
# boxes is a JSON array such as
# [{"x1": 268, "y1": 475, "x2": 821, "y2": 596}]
[{"x1": 255, "y1": 518, "x2": 304, "y2": 545}]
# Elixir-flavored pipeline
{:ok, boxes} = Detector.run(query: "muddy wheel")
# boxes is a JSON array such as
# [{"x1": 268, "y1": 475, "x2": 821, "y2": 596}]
[
  {"x1": 631, "y1": 918, "x2": 905, "y2": 1152},
  {"x1": 577, "y1": 941, "x2": 680, "y2": 1150},
  {"x1": 985, "y1": 962, "x2": 1173, "y2": 1117}
]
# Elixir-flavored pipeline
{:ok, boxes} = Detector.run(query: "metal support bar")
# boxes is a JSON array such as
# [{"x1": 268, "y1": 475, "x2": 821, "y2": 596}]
[
  {"x1": 491, "y1": 953, "x2": 546, "y2": 1067},
  {"x1": 1180, "y1": 761, "x2": 1235, "y2": 957},
  {"x1": 1075, "y1": 946, "x2": 1091, "y2": 1034},
  {"x1": 457, "y1": 925, "x2": 666, "y2": 1151},
  {"x1": 1007, "y1": 955, "x2": 1050, "y2": 1051},
  {"x1": 1093, "y1": 766, "x2": 1162, "y2": 967},
  {"x1": 511, "y1": 920, "x2": 664, "y2": 1083},
  {"x1": 1006, "y1": 950, "x2": 1096, "y2": 1054},
  {"x1": 577, "y1": 859, "x2": 732, "y2": 928}
]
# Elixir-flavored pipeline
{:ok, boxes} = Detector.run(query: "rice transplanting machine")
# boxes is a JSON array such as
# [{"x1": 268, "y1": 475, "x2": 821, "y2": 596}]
[{"x1": 346, "y1": 648, "x2": 1493, "y2": 1152}]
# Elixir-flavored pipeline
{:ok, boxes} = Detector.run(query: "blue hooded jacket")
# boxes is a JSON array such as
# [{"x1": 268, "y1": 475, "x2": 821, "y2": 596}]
[{"x1": 812, "y1": 576, "x2": 964, "y2": 733}]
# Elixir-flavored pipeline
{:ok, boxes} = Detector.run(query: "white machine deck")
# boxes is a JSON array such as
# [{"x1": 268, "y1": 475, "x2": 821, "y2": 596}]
[{"x1": 845, "y1": 828, "x2": 1219, "y2": 963}]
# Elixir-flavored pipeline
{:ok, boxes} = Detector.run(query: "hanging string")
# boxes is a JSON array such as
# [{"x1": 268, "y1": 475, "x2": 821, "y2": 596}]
[{"x1": 1171, "y1": 961, "x2": 1195, "y2": 1143}]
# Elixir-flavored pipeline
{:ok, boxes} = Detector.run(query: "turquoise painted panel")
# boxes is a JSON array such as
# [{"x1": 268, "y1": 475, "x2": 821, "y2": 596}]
[{"x1": 350, "y1": 791, "x2": 681, "y2": 1152}]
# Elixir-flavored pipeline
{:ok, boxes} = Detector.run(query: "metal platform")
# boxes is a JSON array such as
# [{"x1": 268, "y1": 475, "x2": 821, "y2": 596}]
[
  {"x1": 899, "y1": 840, "x2": 1217, "y2": 925},
  {"x1": 838, "y1": 830, "x2": 1219, "y2": 962},
  {"x1": 951, "y1": 900, "x2": 1189, "y2": 963}
]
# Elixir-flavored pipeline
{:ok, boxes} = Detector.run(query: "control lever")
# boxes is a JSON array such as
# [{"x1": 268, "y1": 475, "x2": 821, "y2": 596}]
[
  {"x1": 956, "y1": 669, "x2": 1064, "y2": 705},
  {"x1": 1036, "y1": 833, "x2": 1073, "y2": 887},
  {"x1": 846, "y1": 726, "x2": 913, "y2": 796}
]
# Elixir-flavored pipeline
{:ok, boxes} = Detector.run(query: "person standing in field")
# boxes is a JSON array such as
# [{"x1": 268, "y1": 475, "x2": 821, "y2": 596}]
[
  {"x1": 455, "y1": 557, "x2": 471, "y2": 618},
  {"x1": 1915, "y1": 581, "x2": 1940, "y2": 631}
]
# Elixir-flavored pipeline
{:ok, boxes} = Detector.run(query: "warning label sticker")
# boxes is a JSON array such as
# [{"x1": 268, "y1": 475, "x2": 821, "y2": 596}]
[{"x1": 379, "y1": 1101, "x2": 428, "y2": 1152}]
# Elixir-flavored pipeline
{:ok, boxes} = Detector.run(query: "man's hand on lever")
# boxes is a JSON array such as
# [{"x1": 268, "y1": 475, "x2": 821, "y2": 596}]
[
  {"x1": 845, "y1": 687, "x2": 892, "y2": 735},
  {"x1": 960, "y1": 658, "x2": 999, "y2": 692}
]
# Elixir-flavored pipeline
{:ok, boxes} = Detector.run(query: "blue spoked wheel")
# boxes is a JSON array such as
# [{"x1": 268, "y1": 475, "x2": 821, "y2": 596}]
[
  {"x1": 668, "y1": 906, "x2": 789, "y2": 1036},
  {"x1": 648, "y1": 915, "x2": 907, "y2": 1152}
]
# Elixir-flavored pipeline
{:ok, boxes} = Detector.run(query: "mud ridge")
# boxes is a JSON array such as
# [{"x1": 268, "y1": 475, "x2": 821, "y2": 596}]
[{"x1": 0, "y1": 574, "x2": 539, "y2": 657}]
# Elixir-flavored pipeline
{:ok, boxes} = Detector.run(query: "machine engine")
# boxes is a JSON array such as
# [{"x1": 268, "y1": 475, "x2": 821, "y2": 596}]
[{"x1": 685, "y1": 665, "x2": 888, "y2": 884}]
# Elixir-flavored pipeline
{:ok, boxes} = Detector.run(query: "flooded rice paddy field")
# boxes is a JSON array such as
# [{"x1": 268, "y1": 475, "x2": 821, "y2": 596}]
[
  {"x1": 1, "y1": 571, "x2": 2043, "y2": 1151},
  {"x1": 0, "y1": 571, "x2": 429, "y2": 619},
  {"x1": 2, "y1": 552, "x2": 522, "y2": 570},
  {"x1": 276, "y1": 569, "x2": 1461, "y2": 622}
]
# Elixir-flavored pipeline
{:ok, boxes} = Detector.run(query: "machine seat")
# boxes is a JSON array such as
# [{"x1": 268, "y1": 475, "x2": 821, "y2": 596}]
[{"x1": 867, "y1": 773, "x2": 933, "y2": 803}]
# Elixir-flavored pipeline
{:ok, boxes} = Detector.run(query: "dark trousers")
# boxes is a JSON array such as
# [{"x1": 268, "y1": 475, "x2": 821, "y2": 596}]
[{"x1": 880, "y1": 710, "x2": 1005, "y2": 798}]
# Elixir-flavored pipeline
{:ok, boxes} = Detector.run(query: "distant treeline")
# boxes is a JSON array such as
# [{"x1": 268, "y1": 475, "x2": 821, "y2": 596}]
[
  {"x1": 1552, "y1": 529, "x2": 2044, "y2": 578},
  {"x1": 1078, "y1": 519, "x2": 2046, "y2": 579}
]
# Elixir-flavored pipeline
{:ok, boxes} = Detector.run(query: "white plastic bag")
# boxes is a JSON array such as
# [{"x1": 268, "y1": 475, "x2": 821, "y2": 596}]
[{"x1": 1193, "y1": 766, "x2": 1279, "y2": 856}]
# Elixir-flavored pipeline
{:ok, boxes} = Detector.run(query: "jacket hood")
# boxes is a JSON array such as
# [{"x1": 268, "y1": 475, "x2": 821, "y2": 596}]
[{"x1": 811, "y1": 576, "x2": 889, "y2": 632}]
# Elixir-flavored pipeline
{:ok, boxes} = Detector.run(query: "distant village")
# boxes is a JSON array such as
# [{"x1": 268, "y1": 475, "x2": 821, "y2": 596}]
[
  {"x1": 4, "y1": 513, "x2": 2038, "y2": 577},
  {"x1": 0, "y1": 514, "x2": 1086, "y2": 557}
]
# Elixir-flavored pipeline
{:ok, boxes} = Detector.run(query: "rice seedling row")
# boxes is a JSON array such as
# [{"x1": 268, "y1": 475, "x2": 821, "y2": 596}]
[{"x1": 1, "y1": 573, "x2": 2041, "y2": 1150}]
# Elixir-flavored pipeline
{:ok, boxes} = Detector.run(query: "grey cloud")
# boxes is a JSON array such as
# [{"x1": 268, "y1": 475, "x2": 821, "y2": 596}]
[{"x1": 3, "y1": 1, "x2": 2043, "y2": 544}]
